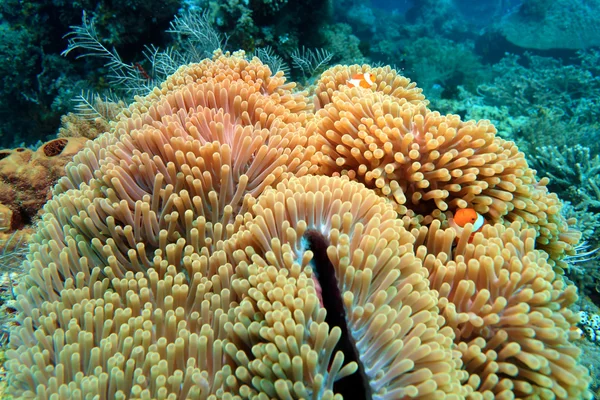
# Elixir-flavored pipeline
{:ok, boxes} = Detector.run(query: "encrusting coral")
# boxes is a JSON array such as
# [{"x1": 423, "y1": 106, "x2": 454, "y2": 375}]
[
  {"x1": 0, "y1": 137, "x2": 87, "y2": 232},
  {"x1": 5, "y1": 52, "x2": 592, "y2": 399}
]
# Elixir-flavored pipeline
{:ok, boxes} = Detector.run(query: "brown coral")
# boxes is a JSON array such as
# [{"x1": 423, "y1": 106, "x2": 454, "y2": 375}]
[{"x1": 0, "y1": 137, "x2": 87, "y2": 231}]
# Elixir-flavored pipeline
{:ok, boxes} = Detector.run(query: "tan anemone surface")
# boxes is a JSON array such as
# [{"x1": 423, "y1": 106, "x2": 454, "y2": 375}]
[
  {"x1": 414, "y1": 220, "x2": 590, "y2": 399},
  {"x1": 5, "y1": 53, "x2": 592, "y2": 400},
  {"x1": 128, "y1": 49, "x2": 312, "y2": 118},
  {"x1": 7, "y1": 57, "x2": 320, "y2": 398},
  {"x1": 227, "y1": 175, "x2": 465, "y2": 398},
  {"x1": 314, "y1": 64, "x2": 427, "y2": 110},
  {"x1": 315, "y1": 89, "x2": 579, "y2": 268}
]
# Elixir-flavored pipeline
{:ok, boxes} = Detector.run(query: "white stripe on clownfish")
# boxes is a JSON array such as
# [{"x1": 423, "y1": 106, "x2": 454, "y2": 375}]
[
  {"x1": 448, "y1": 208, "x2": 487, "y2": 243},
  {"x1": 346, "y1": 72, "x2": 375, "y2": 89}
]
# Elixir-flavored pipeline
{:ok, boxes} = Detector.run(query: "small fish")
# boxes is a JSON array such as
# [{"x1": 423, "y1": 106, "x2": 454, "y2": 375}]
[
  {"x1": 449, "y1": 208, "x2": 487, "y2": 243},
  {"x1": 570, "y1": 325, "x2": 583, "y2": 337},
  {"x1": 346, "y1": 72, "x2": 375, "y2": 89}
]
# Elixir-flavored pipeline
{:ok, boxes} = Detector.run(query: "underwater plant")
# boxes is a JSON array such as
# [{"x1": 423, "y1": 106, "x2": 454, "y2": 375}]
[
  {"x1": 290, "y1": 46, "x2": 334, "y2": 82},
  {"x1": 62, "y1": 10, "x2": 228, "y2": 97},
  {"x1": 0, "y1": 0, "x2": 181, "y2": 148}
]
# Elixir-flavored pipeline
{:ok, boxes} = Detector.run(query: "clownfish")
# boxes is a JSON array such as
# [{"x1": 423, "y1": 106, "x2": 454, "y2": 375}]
[
  {"x1": 569, "y1": 325, "x2": 583, "y2": 337},
  {"x1": 449, "y1": 208, "x2": 487, "y2": 243},
  {"x1": 346, "y1": 72, "x2": 375, "y2": 89}
]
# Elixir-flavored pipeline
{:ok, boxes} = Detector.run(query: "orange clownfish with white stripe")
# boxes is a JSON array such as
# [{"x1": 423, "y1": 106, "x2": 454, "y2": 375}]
[
  {"x1": 449, "y1": 208, "x2": 487, "y2": 243},
  {"x1": 346, "y1": 72, "x2": 375, "y2": 89}
]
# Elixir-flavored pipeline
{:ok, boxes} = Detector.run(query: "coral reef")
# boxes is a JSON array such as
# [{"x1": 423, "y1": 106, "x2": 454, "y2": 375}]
[
  {"x1": 403, "y1": 0, "x2": 471, "y2": 38},
  {"x1": 5, "y1": 53, "x2": 592, "y2": 399},
  {"x1": 526, "y1": 146, "x2": 600, "y2": 297},
  {"x1": 203, "y1": 0, "x2": 333, "y2": 68},
  {"x1": 477, "y1": 53, "x2": 600, "y2": 127},
  {"x1": 401, "y1": 37, "x2": 485, "y2": 96},
  {"x1": 529, "y1": 146, "x2": 600, "y2": 214},
  {"x1": 433, "y1": 86, "x2": 528, "y2": 141},
  {"x1": 0, "y1": 0, "x2": 181, "y2": 148},
  {"x1": 499, "y1": 0, "x2": 600, "y2": 49},
  {"x1": 0, "y1": 137, "x2": 87, "y2": 232},
  {"x1": 434, "y1": 51, "x2": 600, "y2": 157}
]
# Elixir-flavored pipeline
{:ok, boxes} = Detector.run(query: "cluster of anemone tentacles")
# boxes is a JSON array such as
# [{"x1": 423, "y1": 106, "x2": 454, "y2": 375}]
[{"x1": 6, "y1": 51, "x2": 591, "y2": 399}]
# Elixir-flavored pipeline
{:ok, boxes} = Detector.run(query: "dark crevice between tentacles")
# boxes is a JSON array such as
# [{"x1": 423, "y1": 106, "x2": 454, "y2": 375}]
[{"x1": 304, "y1": 230, "x2": 373, "y2": 400}]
